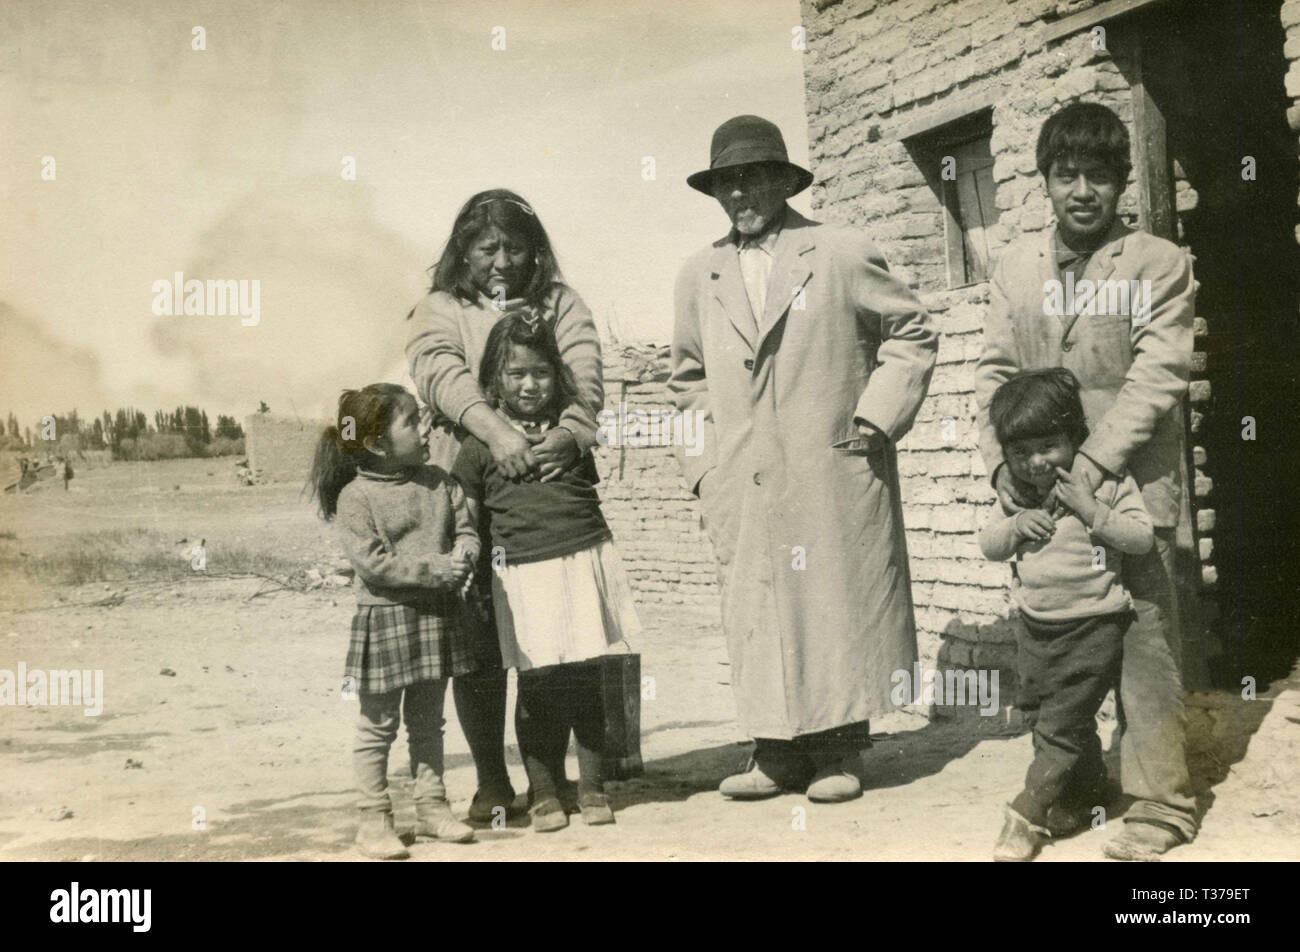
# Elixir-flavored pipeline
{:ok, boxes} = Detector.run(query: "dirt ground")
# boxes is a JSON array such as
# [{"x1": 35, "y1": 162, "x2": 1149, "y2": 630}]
[{"x1": 1, "y1": 457, "x2": 1296, "y2": 862}]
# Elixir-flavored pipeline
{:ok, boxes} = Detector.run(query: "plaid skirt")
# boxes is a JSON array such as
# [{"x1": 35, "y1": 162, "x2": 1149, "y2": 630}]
[{"x1": 344, "y1": 595, "x2": 478, "y2": 695}]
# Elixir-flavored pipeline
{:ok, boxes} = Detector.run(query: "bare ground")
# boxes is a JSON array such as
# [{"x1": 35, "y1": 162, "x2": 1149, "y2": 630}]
[{"x1": 1, "y1": 458, "x2": 1296, "y2": 862}]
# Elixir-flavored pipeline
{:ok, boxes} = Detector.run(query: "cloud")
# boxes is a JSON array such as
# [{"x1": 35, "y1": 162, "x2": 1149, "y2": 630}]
[
  {"x1": 0, "y1": 301, "x2": 113, "y2": 425},
  {"x1": 148, "y1": 179, "x2": 430, "y2": 420}
]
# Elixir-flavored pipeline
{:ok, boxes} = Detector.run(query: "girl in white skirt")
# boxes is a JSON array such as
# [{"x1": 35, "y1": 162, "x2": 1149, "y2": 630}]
[{"x1": 452, "y1": 312, "x2": 640, "y2": 832}]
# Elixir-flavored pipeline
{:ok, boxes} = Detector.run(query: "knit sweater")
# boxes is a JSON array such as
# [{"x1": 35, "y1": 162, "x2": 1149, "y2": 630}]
[
  {"x1": 335, "y1": 465, "x2": 480, "y2": 606},
  {"x1": 404, "y1": 284, "x2": 604, "y2": 453},
  {"x1": 452, "y1": 427, "x2": 612, "y2": 565},
  {"x1": 978, "y1": 473, "x2": 1154, "y2": 621}
]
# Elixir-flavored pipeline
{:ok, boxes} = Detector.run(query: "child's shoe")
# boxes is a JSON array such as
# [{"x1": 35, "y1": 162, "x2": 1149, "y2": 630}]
[
  {"x1": 578, "y1": 792, "x2": 615, "y2": 826},
  {"x1": 414, "y1": 800, "x2": 475, "y2": 843},
  {"x1": 559, "y1": 779, "x2": 580, "y2": 815},
  {"x1": 467, "y1": 784, "x2": 523, "y2": 824},
  {"x1": 993, "y1": 805, "x2": 1051, "y2": 862},
  {"x1": 529, "y1": 796, "x2": 569, "y2": 833},
  {"x1": 355, "y1": 811, "x2": 409, "y2": 860},
  {"x1": 1047, "y1": 775, "x2": 1119, "y2": 836}
]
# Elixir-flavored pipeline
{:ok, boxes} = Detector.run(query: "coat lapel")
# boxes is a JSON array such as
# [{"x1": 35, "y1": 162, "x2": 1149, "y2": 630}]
[
  {"x1": 1036, "y1": 231, "x2": 1060, "y2": 327},
  {"x1": 1084, "y1": 221, "x2": 1131, "y2": 283},
  {"x1": 756, "y1": 211, "x2": 815, "y2": 350},
  {"x1": 1045, "y1": 220, "x2": 1131, "y2": 344},
  {"x1": 710, "y1": 241, "x2": 758, "y2": 351}
]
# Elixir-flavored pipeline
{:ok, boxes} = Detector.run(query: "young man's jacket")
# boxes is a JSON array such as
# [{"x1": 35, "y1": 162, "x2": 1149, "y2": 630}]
[{"x1": 974, "y1": 223, "x2": 1195, "y2": 527}]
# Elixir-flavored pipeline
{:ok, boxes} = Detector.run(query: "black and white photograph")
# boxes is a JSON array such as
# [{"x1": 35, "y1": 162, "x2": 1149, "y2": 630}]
[{"x1": 2, "y1": 0, "x2": 1297, "y2": 894}]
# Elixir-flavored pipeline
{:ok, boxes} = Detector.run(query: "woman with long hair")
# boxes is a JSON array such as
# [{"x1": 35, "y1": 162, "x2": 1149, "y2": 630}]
[{"x1": 405, "y1": 188, "x2": 604, "y2": 822}]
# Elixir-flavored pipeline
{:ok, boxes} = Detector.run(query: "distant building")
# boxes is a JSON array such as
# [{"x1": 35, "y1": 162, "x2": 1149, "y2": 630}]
[{"x1": 243, "y1": 414, "x2": 329, "y2": 487}]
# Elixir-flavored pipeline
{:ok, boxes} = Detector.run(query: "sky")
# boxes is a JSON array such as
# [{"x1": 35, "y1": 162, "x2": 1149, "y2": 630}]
[{"x1": 1, "y1": 0, "x2": 811, "y2": 424}]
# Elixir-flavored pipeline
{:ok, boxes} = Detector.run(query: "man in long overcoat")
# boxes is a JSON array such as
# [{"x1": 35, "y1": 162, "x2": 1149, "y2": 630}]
[{"x1": 670, "y1": 115, "x2": 937, "y2": 802}]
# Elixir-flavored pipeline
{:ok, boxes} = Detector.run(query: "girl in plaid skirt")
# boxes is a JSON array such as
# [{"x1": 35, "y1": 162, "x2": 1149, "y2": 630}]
[
  {"x1": 452, "y1": 315, "x2": 641, "y2": 833},
  {"x1": 309, "y1": 383, "x2": 481, "y2": 860}
]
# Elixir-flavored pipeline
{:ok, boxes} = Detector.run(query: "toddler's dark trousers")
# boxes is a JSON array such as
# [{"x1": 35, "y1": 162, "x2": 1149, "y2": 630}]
[
  {"x1": 515, "y1": 660, "x2": 606, "y2": 798},
  {"x1": 1011, "y1": 610, "x2": 1128, "y2": 827}
]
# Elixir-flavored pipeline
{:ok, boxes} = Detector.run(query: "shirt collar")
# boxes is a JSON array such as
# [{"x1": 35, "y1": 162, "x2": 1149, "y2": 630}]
[
  {"x1": 1051, "y1": 229, "x2": 1093, "y2": 271},
  {"x1": 735, "y1": 206, "x2": 787, "y2": 253},
  {"x1": 495, "y1": 406, "x2": 552, "y2": 435},
  {"x1": 1051, "y1": 218, "x2": 1129, "y2": 267}
]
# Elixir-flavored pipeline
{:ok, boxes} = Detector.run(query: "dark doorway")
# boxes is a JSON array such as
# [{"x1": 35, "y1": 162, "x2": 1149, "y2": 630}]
[{"x1": 1123, "y1": 0, "x2": 1300, "y2": 690}]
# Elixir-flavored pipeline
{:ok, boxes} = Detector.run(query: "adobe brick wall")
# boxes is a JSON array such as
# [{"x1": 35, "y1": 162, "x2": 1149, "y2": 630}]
[
  {"x1": 798, "y1": 0, "x2": 1225, "y2": 698},
  {"x1": 1287, "y1": 1, "x2": 1300, "y2": 166},
  {"x1": 592, "y1": 343, "x2": 721, "y2": 613},
  {"x1": 244, "y1": 413, "x2": 328, "y2": 487}
]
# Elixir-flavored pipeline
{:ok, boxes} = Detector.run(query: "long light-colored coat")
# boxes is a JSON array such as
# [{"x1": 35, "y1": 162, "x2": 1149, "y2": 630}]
[{"x1": 669, "y1": 208, "x2": 938, "y2": 739}]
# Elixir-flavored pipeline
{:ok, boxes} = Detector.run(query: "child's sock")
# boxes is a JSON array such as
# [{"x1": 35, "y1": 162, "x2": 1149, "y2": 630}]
[
  {"x1": 516, "y1": 670, "x2": 569, "y2": 799},
  {"x1": 571, "y1": 661, "x2": 607, "y2": 796}
]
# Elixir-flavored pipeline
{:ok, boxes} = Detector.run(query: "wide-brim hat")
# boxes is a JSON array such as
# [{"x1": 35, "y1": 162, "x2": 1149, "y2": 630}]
[{"x1": 687, "y1": 114, "x2": 814, "y2": 196}]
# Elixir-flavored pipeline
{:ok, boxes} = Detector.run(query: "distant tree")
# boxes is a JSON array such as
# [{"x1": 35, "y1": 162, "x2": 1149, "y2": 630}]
[
  {"x1": 200, "y1": 409, "x2": 211, "y2": 443},
  {"x1": 6, "y1": 413, "x2": 18, "y2": 440},
  {"x1": 258, "y1": 401, "x2": 270, "y2": 414},
  {"x1": 91, "y1": 417, "x2": 104, "y2": 446},
  {"x1": 113, "y1": 409, "x2": 128, "y2": 448},
  {"x1": 215, "y1": 415, "x2": 244, "y2": 440}
]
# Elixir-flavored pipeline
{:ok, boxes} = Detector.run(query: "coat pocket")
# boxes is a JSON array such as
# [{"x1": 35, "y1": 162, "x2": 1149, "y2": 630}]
[
  {"x1": 831, "y1": 435, "x2": 885, "y2": 457},
  {"x1": 1082, "y1": 311, "x2": 1136, "y2": 338}
]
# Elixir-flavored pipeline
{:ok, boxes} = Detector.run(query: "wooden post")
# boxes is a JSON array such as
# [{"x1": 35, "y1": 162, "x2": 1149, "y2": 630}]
[
  {"x1": 1125, "y1": 24, "x2": 1176, "y2": 241},
  {"x1": 1119, "y1": 19, "x2": 1212, "y2": 688}
]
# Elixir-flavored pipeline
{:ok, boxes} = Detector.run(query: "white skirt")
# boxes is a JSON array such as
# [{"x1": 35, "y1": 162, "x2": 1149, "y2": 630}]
[{"x1": 492, "y1": 538, "x2": 642, "y2": 671}]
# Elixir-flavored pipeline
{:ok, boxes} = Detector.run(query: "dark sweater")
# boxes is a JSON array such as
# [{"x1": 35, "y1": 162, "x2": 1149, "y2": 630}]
[{"x1": 451, "y1": 435, "x2": 611, "y2": 565}]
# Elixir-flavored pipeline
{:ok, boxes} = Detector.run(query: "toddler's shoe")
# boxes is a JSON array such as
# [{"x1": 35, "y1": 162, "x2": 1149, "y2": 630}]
[
  {"x1": 529, "y1": 796, "x2": 569, "y2": 833},
  {"x1": 578, "y1": 792, "x2": 615, "y2": 826},
  {"x1": 414, "y1": 799, "x2": 475, "y2": 843},
  {"x1": 806, "y1": 754, "x2": 863, "y2": 803},
  {"x1": 1048, "y1": 775, "x2": 1120, "y2": 836},
  {"x1": 355, "y1": 811, "x2": 409, "y2": 861},
  {"x1": 468, "y1": 784, "x2": 523, "y2": 824},
  {"x1": 526, "y1": 780, "x2": 579, "y2": 813},
  {"x1": 993, "y1": 805, "x2": 1051, "y2": 862}
]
